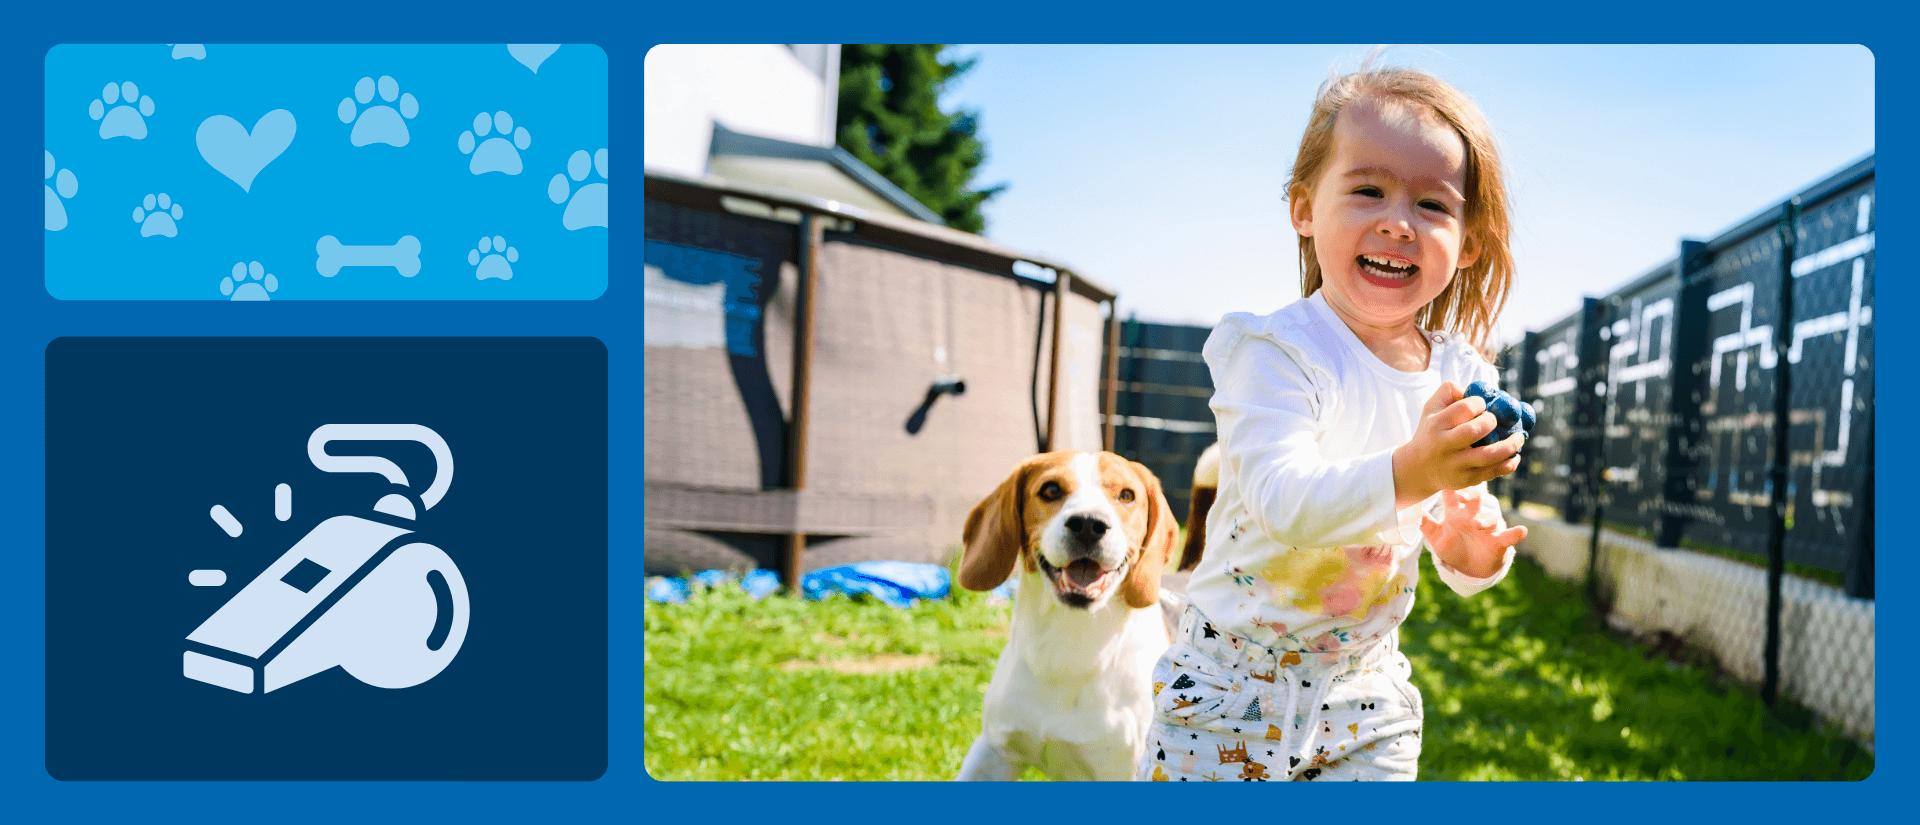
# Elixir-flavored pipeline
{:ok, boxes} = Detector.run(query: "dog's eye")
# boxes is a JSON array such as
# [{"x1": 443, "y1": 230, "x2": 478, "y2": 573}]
[
  {"x1": 1118, "y1": 489, "x2": 1135, "y2": 503},
  {"x1": 1038, "y1": 482, "x2": 1063, "y2": 501}
]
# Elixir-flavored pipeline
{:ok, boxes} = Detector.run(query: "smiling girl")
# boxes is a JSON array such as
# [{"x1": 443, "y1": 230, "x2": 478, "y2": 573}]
[{"x1": 1138, "y1": 61, "x2": 1527, "y2": 782}]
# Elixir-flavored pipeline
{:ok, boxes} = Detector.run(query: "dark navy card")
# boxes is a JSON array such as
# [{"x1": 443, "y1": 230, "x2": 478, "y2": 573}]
[{"x1": 45, "y1": 337, "x2": 606, "y2": 780}]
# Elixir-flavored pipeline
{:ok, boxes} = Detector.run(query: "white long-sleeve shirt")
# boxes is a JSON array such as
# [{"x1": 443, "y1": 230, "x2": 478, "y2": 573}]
[{"x1": 1187, "y1": 291, "x2": 1515, "y2": 654}]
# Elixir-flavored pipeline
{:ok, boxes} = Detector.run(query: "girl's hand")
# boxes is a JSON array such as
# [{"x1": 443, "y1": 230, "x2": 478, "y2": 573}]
[
  {"x1": 1392, "y1": 382, "x2": 1523, "y2": 508},
  {"x1": 1420, "y1": 487, "x2": 1527, "y2": 579}
]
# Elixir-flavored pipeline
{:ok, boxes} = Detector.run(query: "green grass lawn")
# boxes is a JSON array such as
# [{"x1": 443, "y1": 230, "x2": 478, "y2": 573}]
[{"x1": 643, "y1": 555, "x2": 1872, "y2": 781}]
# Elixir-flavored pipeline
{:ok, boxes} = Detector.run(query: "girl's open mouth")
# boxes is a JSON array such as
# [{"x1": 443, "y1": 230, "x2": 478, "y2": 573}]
[{"x1": 1357, "y1": 254, "x2": 1418, "y2": 288}]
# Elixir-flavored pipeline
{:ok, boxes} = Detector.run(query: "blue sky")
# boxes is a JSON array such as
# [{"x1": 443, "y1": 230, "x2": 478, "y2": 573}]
[{"x1": 942, "y1": 44, "x2": 1873, "y2": 344}]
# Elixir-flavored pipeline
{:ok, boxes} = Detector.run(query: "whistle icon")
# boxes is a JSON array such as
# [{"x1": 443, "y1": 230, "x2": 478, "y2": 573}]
[{"x1": 184, "y1": 424, "x2": 471, "y2": 694}]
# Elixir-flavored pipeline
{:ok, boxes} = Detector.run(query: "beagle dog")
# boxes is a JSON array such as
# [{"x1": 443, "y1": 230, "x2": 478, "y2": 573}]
[{"x1": 953, "y1": 451, "x2": 1198, "y2": 781}]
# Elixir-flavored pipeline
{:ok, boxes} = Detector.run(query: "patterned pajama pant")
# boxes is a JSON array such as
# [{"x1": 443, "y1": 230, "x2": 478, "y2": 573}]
[{"x1": 1135, "y1": 604, "x2": 1424, "y2": 781}]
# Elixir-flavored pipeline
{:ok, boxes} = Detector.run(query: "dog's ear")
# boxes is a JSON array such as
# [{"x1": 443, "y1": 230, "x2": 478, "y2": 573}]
[
  {"x1": 958, "y1": 457, "x2": 1036, "y2": 592},
  {"x1": 1120, "y1": 458, "x2": 1179, "y2": 609}
]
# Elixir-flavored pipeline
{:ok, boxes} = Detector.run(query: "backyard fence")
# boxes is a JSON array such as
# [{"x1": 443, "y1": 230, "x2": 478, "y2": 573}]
[
  {"x1": 1494, "y1": 153, "x2": 1873, "y2": 740},
  {"x1": 1106, "y1": 320, "x2": 1218, "y2": 521},
  {"x1": 1494, "y1": 155, "x2": 1874, "y2": 595}
]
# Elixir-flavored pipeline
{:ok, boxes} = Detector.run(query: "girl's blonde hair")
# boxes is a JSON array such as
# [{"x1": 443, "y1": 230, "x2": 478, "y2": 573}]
[{"x1": 1287, "y1": 60, "x2": 1514, "y2": 353}]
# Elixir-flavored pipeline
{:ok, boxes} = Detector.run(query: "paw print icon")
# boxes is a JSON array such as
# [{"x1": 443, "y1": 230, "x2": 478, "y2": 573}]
[
  {"x1": 133, "y1": 193, "x2": 184, "y2": 238},
  {"x1": 338, "y1": 76, "x2": 419, "y2": 147},
  {"x1": 459, "y1": 111, "x2": 530, "y2": 175},
  {"x1": 45, "y1": 151, "x2": 79, "y2": 231},
  {"x1": 221, "y1": 261, "x2": 279, "y2": 301},
  {"x1": 469, "y1": 236, "x2": 519, "y2": 281},
  {"x1": 90, "y1": 81, "x2": 155, "y2": 140},
  {"x1": 548, "y1": 148, "x2": 607, "y2": 229}
]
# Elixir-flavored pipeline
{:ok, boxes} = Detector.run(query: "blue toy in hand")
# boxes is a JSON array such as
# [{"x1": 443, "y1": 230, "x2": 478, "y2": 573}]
[{"x1": 1464, "y1": 380, "x2": 1534, "y2": 448}]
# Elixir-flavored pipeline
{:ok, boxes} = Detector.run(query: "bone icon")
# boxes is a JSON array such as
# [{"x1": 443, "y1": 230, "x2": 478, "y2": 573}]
[{"x1": 316, "y1": 235, "x2": 422, "y2": 278}]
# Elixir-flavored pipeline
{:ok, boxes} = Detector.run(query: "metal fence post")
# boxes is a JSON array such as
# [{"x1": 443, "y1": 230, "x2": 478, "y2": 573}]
[
  {"x1": 1103, "y1": 309, "x2": 1121, "y2": 452},
  {"x1": 1763, "y1": 198, "x2": 1800, "y2": 705},
  {"x1": 1659, "y1": 240, "x2": 1712, "y2": 548},
  {"x1": 1042, "y1": 271, "x2": 1072, "y2": 452},
  {"x1": 1581, "y1": 298, "x2": 1613, "y2": 602},
  {"x1": 1512, "y1": 331, "x2": 1540, "y2": 512},
  {"x1": 1565, "y1": 298, "x2": 1606, "y2": 524},
  {"x1": 783, "y1": 212, "x2": 824, "y2": 594}
]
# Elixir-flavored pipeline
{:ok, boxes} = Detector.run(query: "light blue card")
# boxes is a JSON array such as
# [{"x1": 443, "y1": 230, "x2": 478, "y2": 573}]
[{"x1": 44, "y1": 44, "x2": 608, "y2": 300}]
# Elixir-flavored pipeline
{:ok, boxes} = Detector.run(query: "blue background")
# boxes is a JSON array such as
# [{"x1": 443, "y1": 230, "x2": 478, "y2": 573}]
[
  {"x1": 46, "y1": 338, "x2": 606, "y2": 780},
  {"x1": 45, "y1": 44, "x2": 607, "y2": 300},
  {"x1": 1, "y1": 0, "x2": 1905, "y2": 822}
]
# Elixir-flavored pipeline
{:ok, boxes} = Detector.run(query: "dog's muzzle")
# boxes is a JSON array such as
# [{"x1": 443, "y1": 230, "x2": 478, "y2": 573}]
[{"x1": 1040, "y1": 513, "x2": 1126, "y2": 608}]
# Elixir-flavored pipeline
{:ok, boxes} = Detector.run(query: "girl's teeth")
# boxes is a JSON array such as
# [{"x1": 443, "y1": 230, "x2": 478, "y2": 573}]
[{"x1": 1359, "y1": 256, "x2": 1415, "y2": 279}]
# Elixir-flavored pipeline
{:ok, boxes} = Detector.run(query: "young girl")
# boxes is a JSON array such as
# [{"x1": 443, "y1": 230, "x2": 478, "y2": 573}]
[{"x1": 1137, "y1": 63, "x2": 1527, "y2": 782}]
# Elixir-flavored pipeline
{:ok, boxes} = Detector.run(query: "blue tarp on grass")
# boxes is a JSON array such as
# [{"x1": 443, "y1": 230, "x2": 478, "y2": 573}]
[{"x1": 645, "y1": 562, "x2": 951, "y2": 609}]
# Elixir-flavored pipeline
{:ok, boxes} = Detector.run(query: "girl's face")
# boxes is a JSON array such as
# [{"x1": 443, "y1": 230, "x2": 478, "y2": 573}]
[{"x1": 1291, "y1": 97, "x2": 1479, "y2": 335}]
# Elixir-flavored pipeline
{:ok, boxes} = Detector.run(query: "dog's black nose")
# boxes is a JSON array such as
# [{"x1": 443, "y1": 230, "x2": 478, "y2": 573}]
[{"x1": 1065, "y1": 515, "x2": 1108, "y2": 544}]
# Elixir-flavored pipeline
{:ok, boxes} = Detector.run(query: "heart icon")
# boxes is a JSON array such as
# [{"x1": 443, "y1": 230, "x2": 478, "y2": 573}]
[
  {"x1": 196, "y1": 109, "x2": 296, "y2": 192},
  {"x1": 508, "y1": 44, "x2": 561, "y2": 74}
]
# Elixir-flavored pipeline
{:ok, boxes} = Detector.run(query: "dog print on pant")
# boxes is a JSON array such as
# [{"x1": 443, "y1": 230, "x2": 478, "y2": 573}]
[{"x1": 1138, "y1": 606, "x2": 1424, "y2": 781}]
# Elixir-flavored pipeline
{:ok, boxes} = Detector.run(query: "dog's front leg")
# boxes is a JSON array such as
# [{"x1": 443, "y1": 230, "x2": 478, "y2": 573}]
[{"x1": 955, "y1": 735, "x2": 1019, "y2": 781}]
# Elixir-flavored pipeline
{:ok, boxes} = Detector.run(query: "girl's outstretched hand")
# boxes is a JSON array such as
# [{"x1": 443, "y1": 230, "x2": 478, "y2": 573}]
[
  {"x1": 1420, "y1": 487, "x2": 1527, "y2": 580},
  {"x1": 1392, "y1": 382, "x2": 1524, "y2": 508}
]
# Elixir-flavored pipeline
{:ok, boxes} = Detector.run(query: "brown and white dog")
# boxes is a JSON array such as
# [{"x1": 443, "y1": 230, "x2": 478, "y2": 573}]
[{"x1": 953, "y1": 450, "x2": 1198, "y2": 781}]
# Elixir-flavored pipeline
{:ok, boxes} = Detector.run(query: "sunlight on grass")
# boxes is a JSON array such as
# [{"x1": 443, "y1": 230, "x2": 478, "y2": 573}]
[
  {"x1": 1402, "y1": 557, "x2": 1872, "y2": 781},
  {"x1": 644, "y1": 556, "x2": 1872, "y2": 781},
  {"x1": 643, "y1": 579, "x2": 1012, "y2": 781}
]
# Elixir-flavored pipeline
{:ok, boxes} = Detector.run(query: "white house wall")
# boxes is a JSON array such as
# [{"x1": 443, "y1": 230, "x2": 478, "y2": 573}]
[{"x1": 645, "y1": 44, "x2": 838, "y2": 178}]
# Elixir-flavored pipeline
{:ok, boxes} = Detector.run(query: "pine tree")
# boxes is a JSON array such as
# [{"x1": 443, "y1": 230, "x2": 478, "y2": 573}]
[
  {"x1": 837, "y1": 45, "x2": 1004, "y2": 233},
  {"x1": 1242, "y1": 698, "x2": 1262, "y2": 721}
]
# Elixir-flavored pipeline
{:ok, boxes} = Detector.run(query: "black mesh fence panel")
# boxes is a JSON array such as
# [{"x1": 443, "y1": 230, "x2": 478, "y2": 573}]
[
  {"x1": 1515, "y1": 313, "x2": 1585, "y2": 517},
  {"x1": 1500, "y1": 159, "x2": 1872, "y2": 737},
  {"x1": 1506, "y1": 160, "x2": 1871, "y2": 600},
  {"x1": 1597, "y1": 265, "x2": 1683, "y2": 537},
  {"x1": 1781, "y1": 180, "x2": 1874, "y2": 595},
  {"x1": 1111, "y1": 320, "x2": 1217, "y2": 522}
]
